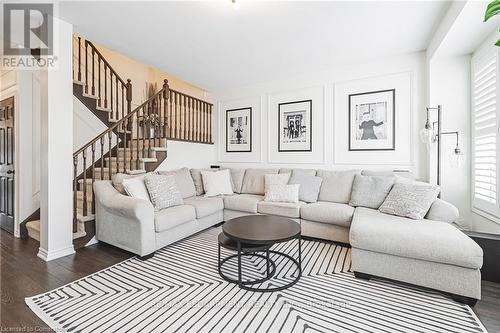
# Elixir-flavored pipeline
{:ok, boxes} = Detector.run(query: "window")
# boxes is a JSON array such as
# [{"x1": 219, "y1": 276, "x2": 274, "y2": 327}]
[{"x1": 471, "y1": 42, "x2": 500, "y2": 221}]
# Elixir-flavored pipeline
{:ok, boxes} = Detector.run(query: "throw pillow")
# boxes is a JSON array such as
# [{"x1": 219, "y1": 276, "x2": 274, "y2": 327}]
[
  {"x1": 241, "y1": 168, "x2": 279, "y2": 195},
  {"x1": 157, "y1": 167, "x2": 197, "y2": 198},
  {"x1": 201, "y1": 169, "x2": 234, "y2": 197},
  {"x1": 112, "y1": 172, "x2": 147, "y2": 194},
  {"x1": 264, "y1": 173, "x2": 291, "y2": 193},
  {"x1": 379, "y1": 182, "x2": 441, "y2": 220},
  {"x1": 349, "y1": 174, "x2": 395, "y2": 209},
  {"x1": 144, "y1": 174, "x2": 184, "y2": 211},
  {"x1": 264, "y1": 184, "x2": 300, "y2": 203},
  {"x1": 121, "y1": 175, "x2": 150, "y2": 201},
  {"x1": 317, "y1": 169, "x2": 361, "y2": 204},
  {"x1": 288, "y1": 172, "x2": 323, "y2": 203}
]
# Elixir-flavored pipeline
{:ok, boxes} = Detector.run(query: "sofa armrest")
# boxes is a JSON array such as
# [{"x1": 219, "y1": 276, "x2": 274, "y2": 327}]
[
  {"x1": 425, "y1": 198, "x2": 459, "y2": 223},
  {"x1": 93, "y1": 180, "x2": 156, "y2": 256}
]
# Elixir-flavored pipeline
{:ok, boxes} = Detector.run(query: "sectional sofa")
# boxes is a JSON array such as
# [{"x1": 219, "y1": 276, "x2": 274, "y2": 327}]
[{"x1": 93, "y1": 167, "x2": 483, "y2": 305}]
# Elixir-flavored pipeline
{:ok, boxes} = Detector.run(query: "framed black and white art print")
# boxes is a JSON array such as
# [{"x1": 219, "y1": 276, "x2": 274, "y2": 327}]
[
  {"x1": 348, "y1": 89, "x2": 395, "y2": 151},
  {"x1": 226, "y1": 107, "x2": 252, "y2": 152},
  {"x1": 278, "y1": 100, "x2": 312, "y2": 152}
]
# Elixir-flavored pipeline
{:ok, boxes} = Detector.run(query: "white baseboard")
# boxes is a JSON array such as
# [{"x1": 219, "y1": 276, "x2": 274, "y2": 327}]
[{"x1": 37, "y1": 245, "x2": 75, "y2": 261}]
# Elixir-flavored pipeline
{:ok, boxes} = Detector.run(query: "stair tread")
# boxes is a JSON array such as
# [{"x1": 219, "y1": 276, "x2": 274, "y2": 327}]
[
  {"x1": 26, "y1": 220, "x2": 87, "y2": 240},
  {"x1": 73, "y1": 80, "x2": 85, "y2": 86},
  {"x1": 82, "y1": 93, "x2": 99, "y2": 100},
  {"x1": 96, "y1": 106, "x2": 112, "y2": 112}
]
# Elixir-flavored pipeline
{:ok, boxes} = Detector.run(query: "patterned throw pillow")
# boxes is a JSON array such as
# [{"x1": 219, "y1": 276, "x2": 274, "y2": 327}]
[
  {"x1": 379, "y1": 182, "x2": 440, "y2": 220},
  {"x1": 144, "y1": 174, "x2": 184, "y2": 211},
  {"x1": 264, "y1": 184, "x2": 300, "y2": 203}
]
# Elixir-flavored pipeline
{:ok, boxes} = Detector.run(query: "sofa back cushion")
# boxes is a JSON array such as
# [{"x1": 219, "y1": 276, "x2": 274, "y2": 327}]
[
  {"x1": 362, "y1": 169, "x2": 415, "y2": 180},
  {"x1": 191, "y1": 168, "x2": 246, "y2": 195},
  {"x1": 349, "y1": 174, "x2": 395, "y2": 209},
  {"x1": 158, "y1": 167, "x2": 196, "y2": 199},
  {"x1": 241, "y1": 168, "x2": 279, "y2": 195},
  {"x1": 121, "y1": 174, "x2": 150, "y2": 201},
  {"x1": 317, "y1": 170, "x2": 361, "y2": 203},
  {"x1": 288, "y1": 171, "x2": 323, "y2": 203},
  {"x1": 201, "y1": 169, "x2": 234, "y2": 197}
]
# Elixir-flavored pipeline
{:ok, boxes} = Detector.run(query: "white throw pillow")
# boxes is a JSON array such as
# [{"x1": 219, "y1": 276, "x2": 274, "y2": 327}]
[
  {"x1": 264, "y1": 173, "x2": 291, "y2": 193},
  {"x1": 122, "y1": 175, "x2": 150, "y2": 202},
  {"x1": 264, "y1": 184, "x2": 300, "y2": 203},
  {"x1": 201, "y1": 169, "x2": 234, "y2": 197}
]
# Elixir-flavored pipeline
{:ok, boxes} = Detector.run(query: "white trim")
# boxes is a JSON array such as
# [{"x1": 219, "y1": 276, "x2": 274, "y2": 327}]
[{"x1": 37, "y1": 245, "x2": 75, "y2": 262}]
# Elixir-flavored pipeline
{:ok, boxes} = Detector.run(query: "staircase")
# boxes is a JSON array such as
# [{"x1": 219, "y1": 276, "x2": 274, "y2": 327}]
[{"x1": 25, "y1": 35, "x2": 214, "y2": 249}]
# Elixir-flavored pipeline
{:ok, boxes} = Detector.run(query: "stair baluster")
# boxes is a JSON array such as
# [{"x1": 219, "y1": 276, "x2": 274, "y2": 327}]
[
  {"x1": 91, "y1": 143, "x2": 96, "y2": 214},
  {"x1": 85, "y1": 42, "x2": 88, "y2": 94},
  {"x1": 82, "y1": 149, "x2": 88, "y2": 218},
  {"x1": 91, "y1": 47, "x2": 95, "y2": 95},
  {"x1": 77, "y1": 37, "x2": 81, "y2": 82}
]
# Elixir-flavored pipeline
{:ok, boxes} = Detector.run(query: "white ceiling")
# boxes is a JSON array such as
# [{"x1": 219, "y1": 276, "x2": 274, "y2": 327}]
[{"x1": 60, "y1": 1, "x2": 450, "y2": 91}]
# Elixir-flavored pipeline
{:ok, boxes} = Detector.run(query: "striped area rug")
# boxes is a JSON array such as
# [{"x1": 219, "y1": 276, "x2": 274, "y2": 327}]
[{"x1": 26, "y1": 227, "x2": 487, "y2": 333}]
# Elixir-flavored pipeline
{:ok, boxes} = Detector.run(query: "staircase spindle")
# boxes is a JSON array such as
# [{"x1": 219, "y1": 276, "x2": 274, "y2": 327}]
[
  {"x1": 209, "y1": 104, "x2": 212, "y2": 142},
  {"x1": 82, "y1": 149, "x2": 88, "y2": 217},
  {"x1": 163, "y1": 82, "x2": 168, "y2": 138},
  {"x1": 91, "y1": 143, "x2": 96, "y2": 214},
  {"x1": 108, "y1": 132, "x2": 112, "y2": 179},
  {"x1": 73, "y1": 156, "x2": 78, "y2": 233},
  {"x1": 91, "y1": 47, "x2": 95, "y2": 95},
  {"x1": 126, "y1": 79, "x2": 132, "y2": 115},
  {"x1": 183, "y1": 95, "x2": 187, "y2": 140},
  {"x1": 84, "y1": 42, "x2": 88, "y2": 94},
  {"x1": 197, "y1": 100, "x2": 200, "y2": 142},
  {"x1": 104, "y1": 66, "x2": 108, "y2": 109},
  {"x1": 100, "y1": 137, "x2": 104, "y2": 180},
  {"x1": 110, "y1": 72, "x2": 114, "y2": 117},
  {"x1": 98, "y1": 58, "x2": 101, "y2": 107},
  {"x1": 122, "y1": 120, "x2": 128, "y2": 173},
  {"x1": 121, "y1": 86, "x2": 124, "y2": 121},
  {"x1": 168, "y1": 90, "x2": 172, "y2": 138},
  {"x1": 115, "y1": 128, "x2": 120, "y2": 174},
  {"x1": 202, "y1": 102, "x2": 205, "y2": 142},
  {"x1": 116, "y1": 76, "x2": 119, "y2": 121},
  {"x1": 77, "y1": 37, "x2": 82, "y2": 82},
  {"x1": 136, "y1": 110, "x2": 140, "y2": 169}
]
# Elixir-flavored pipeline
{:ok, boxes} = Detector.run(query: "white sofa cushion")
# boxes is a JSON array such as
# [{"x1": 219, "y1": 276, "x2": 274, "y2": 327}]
[
  {"x1": 300, "y1": 201, "x2": 355, "y2": 227},
  {"x1": 264, "y1": 184, "x2": 300, "y2": 203},
  {"x1": 158, "y1": 168, "x2": 197, "y2": 199},
  {"x1": 201, "y1": 169, "x2": 234, "y2": 197},
  {"x1": 154, "y1": 205, "x2": 196, "y2": 232},
  {"x1": 223, "y1": 194, "x2": 264, "y2": 213},
  {"x1": 288, "y1": 172, "x2": 323, "y2": 203},
  {"x1": 264, "y1": 173, "x2": 291, "y2": 193},
  {"x1": 349, "y1": 174, "x2": 394, "y2": 209},
  {"x1": 122, "y1": 175, "x2": 150, "y2": 201},
  {"x1": 241, "y1": 168, "x2": 279, "y2": 195},
  {"x1": 257, "y1": 201, "x2": 304, "y2": 218},
  {"x1": 317, "y1": 170, "x2": 361, "y2": 204},
  {"x1": 350, "y1": 207, "x2": 483, "y2": 269},
  {"x1": 184, "y1": 196, "x2": 224, "y2": 218}
]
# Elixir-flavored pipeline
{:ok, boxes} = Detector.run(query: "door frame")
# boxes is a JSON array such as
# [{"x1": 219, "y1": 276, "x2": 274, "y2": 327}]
[{"x1": 0, "y1": 83, "x2": 19, "y2": 237}]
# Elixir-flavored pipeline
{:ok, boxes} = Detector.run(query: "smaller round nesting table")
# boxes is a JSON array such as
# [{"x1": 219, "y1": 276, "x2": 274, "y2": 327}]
[{"x1": 218, "y1": 215, "x2": 302, "y2": 292}]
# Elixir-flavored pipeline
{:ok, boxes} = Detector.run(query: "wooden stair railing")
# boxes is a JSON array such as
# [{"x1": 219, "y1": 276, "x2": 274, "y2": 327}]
[
  {"x1": 70, "y1": 35, "x2": 215, "y2": 243},
  {"x1": 73, "y1": 36, "x2": 132, "y2": 123},
  {"x1": 73, "y1": 80, "x2": 170, "y2": 232}
]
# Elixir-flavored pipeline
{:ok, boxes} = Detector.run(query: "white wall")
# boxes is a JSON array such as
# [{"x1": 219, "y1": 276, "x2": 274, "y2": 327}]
[
  {"x1": 156, "y1": 140, "x2": 216, "y2": 171},
  {"x1": 213, "y1": 52, "x2": 426, "y2": 178},
  {"x1": 429, "y1": 55, "x2": 471, "y2": 229}
]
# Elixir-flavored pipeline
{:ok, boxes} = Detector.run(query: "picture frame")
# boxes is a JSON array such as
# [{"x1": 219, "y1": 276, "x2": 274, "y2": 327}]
[
  {"x1": 278, "y1": 100, "x2": 312, "y2": 152},
  {"x1": 348, "y1": 89, "x2": 395, "y2": 151},
  {"x1": 226, "y1": 107, "x2": 252, "y2": 152}
]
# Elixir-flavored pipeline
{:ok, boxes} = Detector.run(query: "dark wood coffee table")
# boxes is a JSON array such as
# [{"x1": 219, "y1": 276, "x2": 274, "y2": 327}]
[{"x1": 218, "y1": 215, "x2": 302, "y2": 292}]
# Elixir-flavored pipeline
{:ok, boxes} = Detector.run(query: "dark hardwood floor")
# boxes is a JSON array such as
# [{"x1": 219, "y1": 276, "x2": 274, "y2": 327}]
[{"x1": 1, "y1": 229, "x2": 500, "y2": 332}]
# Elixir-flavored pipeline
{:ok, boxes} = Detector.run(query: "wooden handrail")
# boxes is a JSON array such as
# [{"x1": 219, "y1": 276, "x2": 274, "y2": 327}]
[{"x1": 85, "y1": 41, "x2": 127, "y2": 86}]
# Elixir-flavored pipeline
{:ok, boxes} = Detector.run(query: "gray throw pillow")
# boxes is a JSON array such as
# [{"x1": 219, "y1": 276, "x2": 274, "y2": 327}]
[
  {"x1": 158, "y1": 167, "x2": 196, "y2": 199},
  {"x1": 349, "y1": 174, "x2": 395, "y2": 209},
  {"x1": 379, "y1": 182, "x2": 441, "y2": 220},
  {"x1": 288, "y1": 172, "x2": 323, "y2": 203},
  {"x1": 111, "y1": 172, "x2": 147, "y2": 194},
  {"x1": 144, "y1": 174, "x2": 183, "y2": 211}
]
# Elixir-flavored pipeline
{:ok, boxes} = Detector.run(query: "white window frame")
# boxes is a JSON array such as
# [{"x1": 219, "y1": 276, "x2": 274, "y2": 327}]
[{"x1": 471, "y1": 37, "x2": 500, "y2": 224}]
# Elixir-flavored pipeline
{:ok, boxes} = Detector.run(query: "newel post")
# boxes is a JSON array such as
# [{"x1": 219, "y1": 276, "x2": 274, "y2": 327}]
[
  {"x1": 126, "y1": 79, "x2": 132, "y2": 114},
  {"x1": 163, "y1": 79, "x2": 170, "y2": 99}
]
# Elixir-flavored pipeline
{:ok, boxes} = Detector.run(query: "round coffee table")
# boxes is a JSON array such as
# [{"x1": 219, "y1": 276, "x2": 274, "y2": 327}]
[{"x1": 218, "y1": 215, "x2": 302, "y2": 292}]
